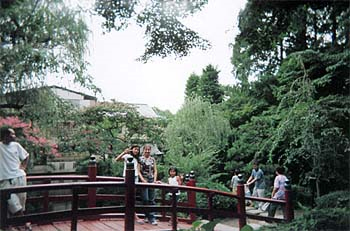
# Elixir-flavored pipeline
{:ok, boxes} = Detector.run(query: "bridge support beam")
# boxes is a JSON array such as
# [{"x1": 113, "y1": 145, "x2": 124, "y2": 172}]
[
  {"x1": 186, "y1": 171, "x2": 196, "y2": 222},
  {"x1": 88, "y1": 155, "x2": 97, "y2": 208},
  {"x1": 237, "y1": 175, "x2": 246, "y2": 229},
  {"x1": 125, "y1": 157, "x2": 135, "y2": 231},
  {"x1": 285, "y1": 179, "x2": 294, "y2": 222}
]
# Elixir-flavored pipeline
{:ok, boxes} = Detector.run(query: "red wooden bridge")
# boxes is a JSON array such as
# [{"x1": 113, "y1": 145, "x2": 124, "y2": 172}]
[{"x1": 0, "y1": 160, "x2": 294, "y2": 231}]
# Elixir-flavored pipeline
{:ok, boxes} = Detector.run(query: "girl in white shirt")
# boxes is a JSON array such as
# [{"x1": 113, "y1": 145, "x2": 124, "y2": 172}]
[
  {"x1": 168, "y1": 166, "x2": 182, "y2": 195},
  {"x1": 167, "y1": 166, "x2": 182, "y2": 225}
]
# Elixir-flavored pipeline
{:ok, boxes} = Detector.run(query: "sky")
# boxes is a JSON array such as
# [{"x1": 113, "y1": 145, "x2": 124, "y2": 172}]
[{"x1": 59, "y1": 0, "x2": 247, "y2": 114}]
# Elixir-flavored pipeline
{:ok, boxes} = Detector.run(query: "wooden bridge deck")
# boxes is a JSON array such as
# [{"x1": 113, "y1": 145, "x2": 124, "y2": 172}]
[{"x1": 13, "y1": 218, "x2": 193, "y2": 231}]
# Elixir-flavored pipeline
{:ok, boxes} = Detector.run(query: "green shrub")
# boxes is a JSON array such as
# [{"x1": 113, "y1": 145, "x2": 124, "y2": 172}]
[
  {"x1": 196, "y1": 181, "x2": 236, "y2": 213},
  {"x1": 315, "y1": 190, "x2": 349, "y2": 209},
  {"x1": 292, "y1": 185, "x2": 313, "y2": 208},
  {"x1": 259, "y1": 208, "x2": 350, "y2": 231}
]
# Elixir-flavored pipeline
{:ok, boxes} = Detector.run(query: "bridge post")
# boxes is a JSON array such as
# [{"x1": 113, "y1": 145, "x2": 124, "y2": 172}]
[
  {"x1": 0, "y1": 190, "x2": 9, "y2": 230},
  {"x1": 284, "y1": 179, "x2": 294, "y2": 222},
  {"x1": 186, "y1": 171, "x2": 196, "y2": 222},
  {"x1": 43, "y1": 179, "x2": 50, "y2": 212},
  {"x1": 125, "y1": 157, "x2": 135, "y2": 231},
  {"x1": 88, "y1": 155, "x2": 97, "y2": 208},
  {"x1": 236, "y1": 174, "x2": 246, "y2": 229}
]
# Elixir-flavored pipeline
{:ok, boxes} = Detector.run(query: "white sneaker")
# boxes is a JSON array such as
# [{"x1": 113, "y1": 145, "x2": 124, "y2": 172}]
[
  {"x1": 144, "y1": 218, "x2": 149, "y2": 223},
  {"x1": 151, "y1": 220, "x2": 158, "y2": 225}
]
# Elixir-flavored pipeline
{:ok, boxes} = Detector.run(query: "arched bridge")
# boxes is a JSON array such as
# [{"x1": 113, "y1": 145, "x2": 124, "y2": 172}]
[{"x1": 0, "y1": 160, "x2": 294, "y2": 231}]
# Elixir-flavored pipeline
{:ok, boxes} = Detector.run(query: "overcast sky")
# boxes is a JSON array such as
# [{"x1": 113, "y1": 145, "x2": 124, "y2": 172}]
[{"x1": 59, "y1": 0, "x2": 247, "y2": 113}]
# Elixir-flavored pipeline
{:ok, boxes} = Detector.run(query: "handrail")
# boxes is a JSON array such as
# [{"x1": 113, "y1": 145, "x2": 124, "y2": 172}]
[
  {"x1": 0, "y1": 162, "x2": 294, "y2": 231},
  {"x1": 27, "y1": 175, "x2": 124, "y2": 182}
]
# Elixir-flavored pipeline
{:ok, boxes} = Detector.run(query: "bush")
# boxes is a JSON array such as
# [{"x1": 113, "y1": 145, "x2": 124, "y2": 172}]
[
  {"x1": 293, "y1": 184, "x2": 313, "y2": 208},
  {"x1": 259, "y1": 208, "x2": 350, "y2": 231},
  {"x1": 259, "y1": 191, "x2": 350, "y2": 231},
  {"x1": 315, "y1": 190, "x2": 349, "y2": 209},
  {"x1": 196, "y1": 181, "x2": 237, "y2": 214}
]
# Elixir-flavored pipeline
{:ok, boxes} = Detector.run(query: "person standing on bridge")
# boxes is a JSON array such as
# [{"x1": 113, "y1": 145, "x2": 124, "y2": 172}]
[
  {"x1": 139, "y1": 144, "x2": 159, "y2": 225},
  {"x1": 230, "y1": 169, "x2": 240, "y2": 194},
  {"x1": 115, "y1": 144, "x2": 144, "y2": 224},
  {"x1": 0, "y1": 126, "x2": 32, "y2": 231},
  {"x1": 268, "y1": 166, "x2": 287, "y2": 218},
  {"x1": 246, "y1": 160, "x2": 266, "y2": 210}
]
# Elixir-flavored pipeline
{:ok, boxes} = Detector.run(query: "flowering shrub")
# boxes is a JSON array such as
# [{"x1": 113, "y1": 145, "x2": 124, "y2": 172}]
[{"x1": 0, "y1": 116, "x2": 60, "y2": 164}]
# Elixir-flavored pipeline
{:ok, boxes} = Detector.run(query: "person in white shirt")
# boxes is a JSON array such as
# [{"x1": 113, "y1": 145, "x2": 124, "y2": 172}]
[
  {"x1": 0, "y1": 126, "x2": 31, "y2": 230},
  {"x1": 268, "y1": 166, "x2": 287, "y2": 218},
  {"x1": 230, "y1": 169, "x2": 240, "y2": 194},
  {"x1": 168, "y1": 166, "x2": 182, "y2": 197},
  {"x1": 115, "y1": 144, "x2": 141, "y2": 182},
  {"x1": 115, "y1": 144, "x2": 144, "y2": 224},
  {"x1": 167, "y1": 166, "x2": 182, "y2": 225}
]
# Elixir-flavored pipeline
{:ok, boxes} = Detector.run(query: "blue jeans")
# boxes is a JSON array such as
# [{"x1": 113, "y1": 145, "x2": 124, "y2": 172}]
[{"x1": 142, "y1": 178, "x2": 156, "y2": 222}]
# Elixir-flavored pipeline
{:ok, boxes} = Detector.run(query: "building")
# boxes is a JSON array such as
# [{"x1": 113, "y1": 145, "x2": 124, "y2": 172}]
[{"x1": 48, "y1": 86, "x2": 97, "y2": 109}]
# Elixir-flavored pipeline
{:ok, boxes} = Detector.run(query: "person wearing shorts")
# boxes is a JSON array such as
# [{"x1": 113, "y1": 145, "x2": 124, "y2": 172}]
[{"x1": 0, "y1": 126, "x2": 31, "y2": 230}]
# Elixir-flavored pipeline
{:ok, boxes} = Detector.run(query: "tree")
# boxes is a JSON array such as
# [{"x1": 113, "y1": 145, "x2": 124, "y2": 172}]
[
  {"x1": 164, "y1": 97, "x2": 230, "y2": 180},
  {"x1": 184, "y1": 65, "x2": 224, "y2": 104},
  {"x1": 268, "y1": 50, "x2": 349, "y2": 196},
  {"x1": 185, "y1": 73, "x2": 200, "y2": 99},
  {"x1": 0, "y1": 87, "x2": 77, "y2": 133},
  {"x1": 63, "y1": 101, "x2": 167, "y2": 157},
  {"x1": 199, "y1": 65, "x2": 224, "y2": 104},
  {"x1": 232, "y1": 0, "x2": 350, "y2": 82},
  {"x1": 0, "y1": 0, "x2": 96, "y2": 109},
  {"x1": 94, "y1": 0, "x2": 211, "y2": 62},
  {"x1": 0, "y1": 116, "x2": 59, "y2": 165},
  {"x1": 225, "y1": 0, "x2": 349, "y2": 197}
]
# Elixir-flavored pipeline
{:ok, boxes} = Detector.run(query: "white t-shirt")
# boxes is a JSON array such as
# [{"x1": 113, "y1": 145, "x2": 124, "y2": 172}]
[
  {"x1": 0, "y1": 142, "x2": 29, "y2": 180},
  {"x1": 273, "y1": 174, "x2": 287, "y2": 199},
  {"x1": 122, "y1": 154, "x2": 138, "y2": 177},
  {"x1": 168, "y1": 176, "x2": 180, "y2": 195}
]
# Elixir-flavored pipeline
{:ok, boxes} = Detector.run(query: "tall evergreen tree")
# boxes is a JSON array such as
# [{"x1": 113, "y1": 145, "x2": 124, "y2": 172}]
[
  {"x1": 185, "y1": 73, "x2": 200, "y2": 99},
  {"x1": 199, "y1": 65, "x2": 224, "y2": 104}
]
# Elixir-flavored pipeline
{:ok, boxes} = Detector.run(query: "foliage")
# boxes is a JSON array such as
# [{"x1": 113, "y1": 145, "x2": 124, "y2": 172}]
[
  {"x1": 185, "y1": 65, "x2": 224, "y2": 104},
  {"x1": 266, "y1": 50, "x2": 350, "y2": 195},
  {"x1": 164, "y1": 97, "x2": 230, "y2": 180},
  {"x1": 226, "y1": 0, "x2": 349, "y2": 201},
  {"x1": 259, "y1": 208, "x2": 350, "y2": 231},
  {"x1": 196, "y1": 181, "x2": 236, "y2": 211},
  {"x1": 75, "y1": 155, "x2": 122, "y2": 177},
  {"x1": 199, "y1": 65, "x2": 224, "y2": 104},
  {"x1": 315, "y1": 190, "x2": 349, "y2": 209},
  {"x1": 0, "y1": 87, "x2": 78, "y2": 138},
  {"x1": 241, "y1": 225, "x2": 254, "y2": 231},
  {"x1": 185, "y1": 73, "x2": 200, "y2": 99},
  {"x1": 225, "y1": 49, "x2": 349, "y2": 196},
  {"x1": 183, "y1": 219, "x2": 221, "y2": 231},
  {"x1": 95, "y1": 0, "x2": 210, "y2": 62},
  {"x1": 152, "y1": 106, "x2": 174, "y2": 121},
  {"x1": 62, "y1": 101, "x2": 167, "y2": 160},
  {"x1": 232, "y1": 0, "x2": 350, "y2": 82},
  {"x1": 165, "y1": 97, "x2": 230, "y2": 156},
  {"x1": 0, "y1": 0, "x2": 97, "y2": 105},
  {"x1": 0, "y1": 116, "x2": 59, "y2": 165}
]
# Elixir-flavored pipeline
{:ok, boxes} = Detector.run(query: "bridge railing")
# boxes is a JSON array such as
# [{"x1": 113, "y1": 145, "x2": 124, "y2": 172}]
[{"x1": 0, "y1": 159, "x2": 294, "y2": 231}]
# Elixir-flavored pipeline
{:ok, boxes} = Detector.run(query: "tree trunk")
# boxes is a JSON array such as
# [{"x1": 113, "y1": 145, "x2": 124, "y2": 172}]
[{"x1": 315, "y1": 176, "x2": 320, "y2": 198}]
